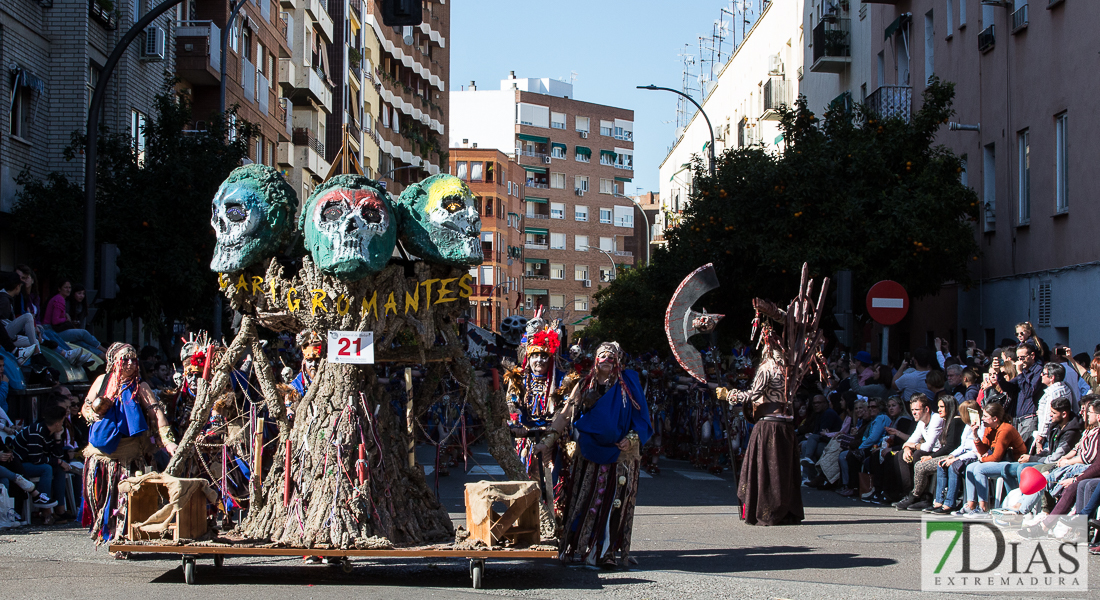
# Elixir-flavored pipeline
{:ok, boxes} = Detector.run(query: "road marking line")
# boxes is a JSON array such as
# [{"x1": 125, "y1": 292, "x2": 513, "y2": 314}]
[
  {"x1": 423, "y1": 465, "x2": 434, "y2": 476},
  {"x1": 638, "y1": 471, "x2": 652, "y2": 479},
  {"x1": 468, "y1": 465, "x2": 506, "y2": 476}
]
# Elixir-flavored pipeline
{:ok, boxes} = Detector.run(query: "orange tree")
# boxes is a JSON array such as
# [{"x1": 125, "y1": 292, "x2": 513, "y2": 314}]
[{"x1": 582, "y1": 79, "x2": 980, "y2": 355}]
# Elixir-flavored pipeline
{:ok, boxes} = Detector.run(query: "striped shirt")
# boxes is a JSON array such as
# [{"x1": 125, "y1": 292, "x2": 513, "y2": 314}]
[
  {"x1": 1075, "y1": 427, "x2": 1099, "y2": 464},
  {"x1": 11, "y1": 421, "x2": 64, "y2": 465}
]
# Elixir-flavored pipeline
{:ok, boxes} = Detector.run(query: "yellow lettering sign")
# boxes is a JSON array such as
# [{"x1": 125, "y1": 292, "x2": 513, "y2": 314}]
[
  {"x1": 251, "y1": 276, "x2": 264, "y2": 296},
  {"x1": 361, "y1": 291, "x2": 379, "y2": 320},
  {"x1": 458, "y1": 274, "x2": 473, "y2": 299},
  {"x1": 404, "y1": 285, "x2": 420, "y2": 314},
  {"x1": 335, "y1": 294, "x2": 350, "y2": 316},
  {"x1": 310, "y1": 289, "x2": 328, "y2": 316},
  {"x1": 384, "y1": 292, "x2": 397, "y2": 316},
  {"x1": 218, "y1": 274, "x2": 229, "y2": 290},
  {"x1": 419, "y1": 279, "x2": 440, "y2": 311},
  {"x1": 235, "y1": 274, "x2": 249, "y2": 292},
  {"x1": 435, "y1": 278, "x2": 458, "y2": 304},
  {"x1": 287, "y1": 288, "x2": 301, "y2": 312}
]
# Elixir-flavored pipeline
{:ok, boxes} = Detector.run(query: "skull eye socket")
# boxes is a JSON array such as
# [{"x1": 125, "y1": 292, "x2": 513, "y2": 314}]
[
  {"x1": 322, "y1": 203, "x2": 346, "y2": 222},
  {"x1": 225, "y1": 203, "x2": 248, "y2": 222},
  {"x1": 442, "y1": 196, "x2": 465, "y2": 213},
  {"x1": 362, "y1": 206, "x2": 382, "y2": 224}
]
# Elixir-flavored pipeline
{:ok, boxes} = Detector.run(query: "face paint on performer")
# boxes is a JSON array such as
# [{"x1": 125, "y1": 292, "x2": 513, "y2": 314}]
[
  {"x1": 529, "y1": 352, "x2": 550, "y2": 376},
  {"x1": 116, "y1": 352, "x2": 140, "y2": 379}
]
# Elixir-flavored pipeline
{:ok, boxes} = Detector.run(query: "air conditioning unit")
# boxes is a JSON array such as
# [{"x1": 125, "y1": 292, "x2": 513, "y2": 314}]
[
  {"x1": 579, "y1": 131, "x2": 588, "y2": 138},
  {"x1": 582, "y1": 279, "x2": 591, "y2": 288},
  {"x1": 574, "y1": 189, "x2": 584, "y2": 196},
  {"x1": 142, "y1": 25, "x2": 165, "y2": 61},
  {"x1": 768, "y1": 54, "x2": 784, "y2": 76},
  {"x1": 543, "y1": 156, "x2": 551, "y2": 164}
]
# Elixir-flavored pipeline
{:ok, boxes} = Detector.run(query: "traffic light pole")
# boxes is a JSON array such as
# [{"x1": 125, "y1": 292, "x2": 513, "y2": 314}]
[{"x1": 84, "y1": 0, "x2": 184, "y2": 298}]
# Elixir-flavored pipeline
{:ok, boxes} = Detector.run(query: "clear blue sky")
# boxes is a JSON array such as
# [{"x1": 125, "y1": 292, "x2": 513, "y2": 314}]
[{"x1": 450, "y1": 0, "x2": 756, "y2": 195}]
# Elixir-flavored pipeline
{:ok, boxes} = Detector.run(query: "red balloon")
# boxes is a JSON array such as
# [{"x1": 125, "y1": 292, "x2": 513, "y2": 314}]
[{"x1": 1019, "y1": 466, "x2": 1046, "y2": 496}]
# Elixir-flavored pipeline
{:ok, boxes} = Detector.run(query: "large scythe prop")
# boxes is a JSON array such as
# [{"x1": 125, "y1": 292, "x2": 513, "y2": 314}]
[{"x1": 665, "y1": 263, "x2": 724, "y2": 382}]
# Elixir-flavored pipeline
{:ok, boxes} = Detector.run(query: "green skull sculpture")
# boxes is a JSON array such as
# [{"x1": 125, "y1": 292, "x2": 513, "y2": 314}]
[
  {"x1": 301, "y1": 175, "x2": 398, "y2": 280},
  {"x1": 395, "y1": 174, "x2": 483, "y2": 266},
  {"x1": 210, "y1": 164, "x2": 298, "y2": 273}
]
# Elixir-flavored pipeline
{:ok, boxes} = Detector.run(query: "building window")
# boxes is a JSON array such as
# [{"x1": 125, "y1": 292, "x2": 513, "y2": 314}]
[
  {"x1": 600, "y1": 179, "x2": 613, "y2": 194},
  {"x1": 550, "y1": 263, "x2": 564, "y2": 280},
  {"x1": 508, "y1": 181, "x2": 513, "y2": 195},
  {"x1": 575, "y1": 205, "x2": 588, "y2": 221},
  {"x1": 575, "y1": 176, "x2": 588, "y2": 192},
  {"x1": 947, "y1": 0, "x2": 954, "y2": 33},
  {"x1": 551, "y1": 144, "x2": 566, "y2": 159},
  {"x1": 575, "y1": 116, "x2": 589, "y2": 134},
  {"x1": 550, "y1": 202, "x2": 565, "y2": 219},
  {"x1": 600, "y1": 120, "x2": 613, "y2": 136},
  {"x1": 960, "y1": 0, "x2": 967, "y2": 28},
  {"x1": 1055, "y1": 113, "x2": 1068, "y2": 213},
  {"x1": 960, "y1": 154, "x2": 968, "y2": 187},
  {"x1": 470, "y1": 161, "x2": 484, "y2": 181},
  {"x1": 550, "y1": 172, "x2": 565, "y2": 189},
  {"x1": 551, "y1": 111, "x2": 566, "y2": 130},
  {"x1": 10, "y1": 86, "x2": 34, "y2": 140},
  {"x1": 574, "y1": 295, "x2": 589, "y2": 312},
  {"x1": 599, "y1": 236, "x2": 613, "y2": 252},
  {"x1": 575, "y1": 265, "x2": 588, "y2": 281},
  {"x1": 599, "y1": 208, "x2": 612, "y2": 224},
  {"x1": 483, "y1": 196, "x2": 493, "y2": 217},
  {"x1": 613, "y1": 205, "x2": 634, "y2": 228},
  {"x1": 575, "y1": 234, "x2": 588, "y2": 251},
  {"x1": 924, "y1": 10, "x2": 934, "y2": 83},
  {"x1": 486, "y1": 161, "x2": 495, "y2": 183},
  {"x1": 131, "y1": 109, "x2": 147, "y2": 164},
  {"x1": 456, "y1": 161, "x2": 468, "y2": 180},
  {"x1": 550, "y1": 232, "x2": 566, "y2": 249},
  {"x1": 550, "y1": 294, "x2": 565, "y2": 310},
  {"x1": 1017, "y1": 129, "x2": 1030, "y2": 225}
]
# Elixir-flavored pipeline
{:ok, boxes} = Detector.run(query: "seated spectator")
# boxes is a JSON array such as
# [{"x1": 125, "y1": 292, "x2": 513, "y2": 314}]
[
  {"x1": 1019, "y1": 396, "x2": 1083, "y2": 466},
  {"x1": 799, "y1": 394, "x2": 841, "y2": 482},
  {"x1": 0, "y1": 272, "x2": 40, "y2": 364},
  {"x1": 13, "y1": 265, "x2": 41, "y2": 325},
  {"x1": 897, "y1": 395, "x2": 962, "y2": 511},
  {"x1": 929, "y1": 400, "x2": 982, "y2": 514},
  {"x1": 809, "y1": 396, "x2": 863, "y2": 489},
  {"x1": 926, "y1": 369, "x2": 946, "y2": 399},
  {"x1": 0, "y1": 370, "x2": 10, "y2": 415},
  {"x1": 893, "y1": 346, "x2": 935, "y2": 402},
  {"x1": 852, "y1": 351, "x2": 875, "y2": 385},
  {"x1": 11, "y1": 402, "x2": 73, "y2": 524},
  {"x1": 862, "y1": 396, "x2": 916, "y2": 503},
  {"x1": 961, "y1": 368, "x2": 981, "y2": 403},
  {"x1": 957, "y1": 402, "x2": 1028, "y2": 519},
  {"x1": 42, "y1": 279, "x2": 106, "y2": 356},
  {"x1": 837, "y1": 398, "x2": 889, "y2": 497},
  {"x1": 68, "y1": 285, "x2": 90, "y2": 329},
  {"x1": 877, "y1": 393, "x2": 941, "y2": 505},
  {"x1": 1018, "y1": 451, "x2": 1100, "y2": 541},
  {"x1": 945, "y1": 365, "x2": 966, "y2": 402}
]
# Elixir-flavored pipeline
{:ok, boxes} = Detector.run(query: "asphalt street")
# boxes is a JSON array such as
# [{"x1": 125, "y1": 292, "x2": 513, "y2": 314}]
[{"x1": 1, "y1": 444, "x2": 1096, "y2": 599}]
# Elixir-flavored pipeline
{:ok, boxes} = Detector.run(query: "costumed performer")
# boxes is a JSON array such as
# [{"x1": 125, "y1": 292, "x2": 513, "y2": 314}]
[
  {"x1": 548, "y1": 341, "x2": 652, "y2": 568},
  {"x1": 81, "y1": 342, "x2": 178, "y2": 544}
]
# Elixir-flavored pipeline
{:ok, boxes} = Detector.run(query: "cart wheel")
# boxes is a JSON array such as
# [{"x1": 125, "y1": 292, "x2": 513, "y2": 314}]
[
  {"x1": 340, "y1": 558, "x2": 354, "y2": 574},
  {"x1": 470, "y1": 559, "x2": 484, "y2": 589},
  {"x1": 213, "y1": 554, "x2": 225, "y2": 568},
  {"x1": 183, "y1": 558, "x2": 196, "y2": 585}
]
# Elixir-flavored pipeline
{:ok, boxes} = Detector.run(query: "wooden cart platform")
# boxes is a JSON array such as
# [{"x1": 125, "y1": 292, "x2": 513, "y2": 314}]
[{"x1": 108, "y1": 542, "x2": 558, "y2": 588}]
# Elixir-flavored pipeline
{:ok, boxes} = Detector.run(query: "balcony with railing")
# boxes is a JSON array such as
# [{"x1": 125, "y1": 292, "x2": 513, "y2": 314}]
[
  {"x1": 865, "y1": 85, "x2": 912, "y2": 123},
  {"x1": 1011, "y1": 4, "x2": 1028, "y2": 34},
  {"x1": 761, "y1": 76, "x2": 791, "y2": 121},
  {"x1": 293, "y1": 127, "x2": 329, "y2": 176},
  {"x1": 305, "y1": 0, "x2": 334, "y2": 43},
  {"x1": 979, "y1": 25, "x2": 995, "y2": 53},
  {"x1": 175, "y1": 21, "x2": 222, "y2": 85},
  {"x1": 811, "y1": 17, "x2": 851, "y2": 73}
]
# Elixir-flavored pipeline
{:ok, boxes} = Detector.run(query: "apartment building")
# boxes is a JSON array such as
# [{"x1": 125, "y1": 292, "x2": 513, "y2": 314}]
[
  {"x1": 657, "y1": 0, "x2": 804, "y2": 244},
  {"x1": 362, "y1": 0, "x2": 448, "y2": 194},
  {"x1": 628, "y1": 192, "x2": 660, "y2": 267},
  {"x1": 799, "y1": 0, "x2": 875, "y2": 116},
  {"x1": 1, "y1": 0, "x2": 176, "y2": 269},
  {"x1": 174, "y1": 0, "x2": 292, "y2": 177},
  {"x1": 451, "y1": 75, "x2": 636, "y2": 332},
  {"x1": 849, "y1": 0, "x2": 1099, "y2": 352},
  {"x1": 449, "y1": 148, "x2": 525, "y2": 332}
]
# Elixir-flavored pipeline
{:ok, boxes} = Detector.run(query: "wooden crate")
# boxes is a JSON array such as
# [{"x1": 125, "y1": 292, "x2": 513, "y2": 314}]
[
  {"x1": 125, "y1": 481, "x2": 208, "y2": 542},
  {"x1": 464, "y1": 482, "x2": 540, "y2": 548}
]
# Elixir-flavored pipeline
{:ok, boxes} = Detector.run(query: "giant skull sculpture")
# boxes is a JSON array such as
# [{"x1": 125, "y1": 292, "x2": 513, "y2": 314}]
[
  {"x1": 301, "y1": 175, "x2": 397, "y2": 280},
  {"x1": 210, "y1": 164, "x2": 298, "y2": 273},
  {"x1": 394, "y1": 174, "x2": 483, "y2": 266}
]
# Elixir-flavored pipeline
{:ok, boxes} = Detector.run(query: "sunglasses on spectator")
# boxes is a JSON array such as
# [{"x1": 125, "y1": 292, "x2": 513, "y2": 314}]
[{"x1": 118, "y1": 357, "x2": 139, "y2": 364}]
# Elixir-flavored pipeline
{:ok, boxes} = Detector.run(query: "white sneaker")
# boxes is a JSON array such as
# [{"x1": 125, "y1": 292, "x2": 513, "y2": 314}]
[
  {"x1": 13, "y1": 476, "x2": 36, "y2": 494},
  {"x1": 32, "y1": 493, "x2": 58, "y2": 509},
  {"x1": 860, "y1": 487, "x2": 877, "y2": 500},
  {"x1": 1022, "y1": 512, "x2": 1049, "y2": 528},
  {"x1": 15, "y1": 346, "x2": 34, "y2": 365}
]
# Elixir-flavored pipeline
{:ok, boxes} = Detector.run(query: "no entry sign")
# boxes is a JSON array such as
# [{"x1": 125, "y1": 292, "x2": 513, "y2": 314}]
[{"x1": 866, "y1": 280, "x2": 909, "y2": 326}]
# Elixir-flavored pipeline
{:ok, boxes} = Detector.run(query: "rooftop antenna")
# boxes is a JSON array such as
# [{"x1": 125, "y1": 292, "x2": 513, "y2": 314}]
[{"x1": 676, "y1": 44, "x2": 699, "y2": 135}]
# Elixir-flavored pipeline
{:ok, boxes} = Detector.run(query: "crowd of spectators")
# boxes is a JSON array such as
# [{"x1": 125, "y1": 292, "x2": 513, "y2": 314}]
[{"x1": 798, "y1": 323, "x2": 1100, "y2": 552}]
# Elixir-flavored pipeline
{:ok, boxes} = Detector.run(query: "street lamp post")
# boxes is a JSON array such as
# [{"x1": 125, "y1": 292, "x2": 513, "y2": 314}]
[
  {"x1": 585, "y1": 245, "x2": 617, "y2": 282},
  {"x1": 637, "y1": 84, "x2": 716, "y2": 177},
  {"x1": 84, "y1": 0, "x2": 186, "y2": 297}
]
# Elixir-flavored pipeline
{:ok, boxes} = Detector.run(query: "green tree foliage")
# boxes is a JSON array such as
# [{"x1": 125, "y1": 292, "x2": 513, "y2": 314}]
[
  {"x1": 583, "y1": 79, "x2": 979, "y2": 354},
  {"x1": 12, "y1": 79, "x2": 256, "y2": 338}
]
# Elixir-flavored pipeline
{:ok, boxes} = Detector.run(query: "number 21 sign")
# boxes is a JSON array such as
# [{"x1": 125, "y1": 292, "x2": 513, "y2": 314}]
[{"x1": 327, "y1": 330, "x2": 375, "y2": 364}]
